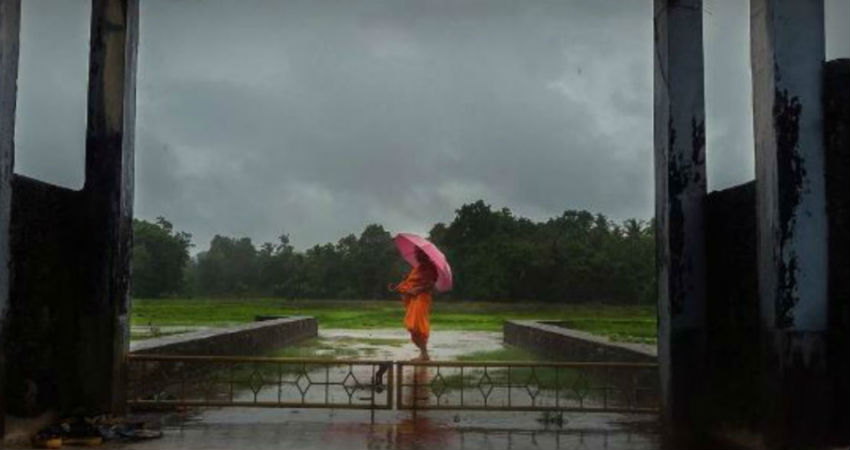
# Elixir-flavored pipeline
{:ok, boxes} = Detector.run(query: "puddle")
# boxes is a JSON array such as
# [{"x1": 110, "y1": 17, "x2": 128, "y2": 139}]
[
  {"x1": 132, "y1": 410, "x2": 659, "y2": 450},
  {"x1": 283, "y1": 329, "x2": 506, "y2": 361}
]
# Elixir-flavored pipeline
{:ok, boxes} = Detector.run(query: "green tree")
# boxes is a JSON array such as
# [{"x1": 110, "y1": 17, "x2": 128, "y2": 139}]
[
  {"x1": 131, "y1": 217, "x2": 192, "y2": 297},
  {"x1": 195, "y1": 235, "x2": 259, "y2": 295},
  {"x1": 257, "y1": 234, "x2": 297, "y2": 296},
  {"x1": 178, "y1": 199, "x2": 655, "y2": 304},
  {"x1": 354, "y1": 224, "x2": 400, "y2": 300}
]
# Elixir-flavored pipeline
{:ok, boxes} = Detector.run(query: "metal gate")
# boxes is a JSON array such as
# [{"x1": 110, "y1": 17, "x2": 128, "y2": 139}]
[
  {"x1": 396, "y1": 360, "x2": 658, "y2": 413},
  {"x1": 127, "y1": 355, "x2": 658, "y2": 413},
  {"x1": 127, "y1": 354, "x2": 394, "y2": 410}
]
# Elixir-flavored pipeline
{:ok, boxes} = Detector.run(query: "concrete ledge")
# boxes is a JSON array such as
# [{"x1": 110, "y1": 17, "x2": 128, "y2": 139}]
[
  {"x1": 504, "y1": 320, "x2": 657, "y2": 362},
  {"x1": 130, "y1": 316, "x2": 317, "y2": 355}
]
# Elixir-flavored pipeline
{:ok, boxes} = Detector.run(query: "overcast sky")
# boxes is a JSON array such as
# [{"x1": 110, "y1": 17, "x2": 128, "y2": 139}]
[{"x1": 13, "y1": 0, "x2": 850, "y2": 251}]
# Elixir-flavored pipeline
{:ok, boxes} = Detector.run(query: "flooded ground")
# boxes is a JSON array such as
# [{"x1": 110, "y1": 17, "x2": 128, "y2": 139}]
[
  {"x1": 126, "y1": 329, "x2": 660, "y2": 450},
  {"x1": 128, "y1": 408, "x2": 659, "y2": 450},
  {"x1": 287, "y1": 328, "x2": 506, "y2": 360}
]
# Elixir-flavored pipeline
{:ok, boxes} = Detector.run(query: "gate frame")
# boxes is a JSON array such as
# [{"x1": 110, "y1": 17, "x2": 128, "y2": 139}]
[{"x1": 127, "y1": 354, "x2": 659, "y2": 414}]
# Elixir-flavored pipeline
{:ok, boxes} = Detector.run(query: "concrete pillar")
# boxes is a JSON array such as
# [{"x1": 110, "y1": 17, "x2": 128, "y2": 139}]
[
  {"x1": 0, "y1": 0, "x2": 19, "y2": 435},
  {"x1": 0, "y1": 0, "x2": 19, "y2": 436},
  {"x1": 653, "y1": 0, "x2": 707, "y2": 444},
  {"x1": 82, "y1": 0, "x2": 138, "y2": 413},
  {"x1": 750, "y1": 0, "x2": 830, "y2": 446},
  {"x1": 823, "y1": 58, "x2": 849, "y2": 446}
]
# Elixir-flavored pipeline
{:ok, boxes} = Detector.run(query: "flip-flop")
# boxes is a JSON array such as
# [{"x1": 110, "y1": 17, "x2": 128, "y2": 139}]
[
  {"x1": 63, "y1": 435, "x2": 104, "y2": 446},
  {"x1": 31, "y1": 435, "x2": 62, "y2": 449},
  {"x1": 117, "y1": 427, "x2": 163, "y2": 441}
]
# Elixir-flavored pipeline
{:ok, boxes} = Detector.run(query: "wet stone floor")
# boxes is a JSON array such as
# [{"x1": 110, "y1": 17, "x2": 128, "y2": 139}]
[{"x1": 127, "y1": 329, "x2": 661, "y2": 450}]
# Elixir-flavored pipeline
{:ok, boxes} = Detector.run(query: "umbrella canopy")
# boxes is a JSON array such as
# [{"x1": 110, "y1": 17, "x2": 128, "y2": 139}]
[{"x1": 393, "y1": 233, "x2": 453, "y2": 293}]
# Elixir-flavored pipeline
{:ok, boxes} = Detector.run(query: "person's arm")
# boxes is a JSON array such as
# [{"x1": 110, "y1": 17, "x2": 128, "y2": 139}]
[
  {"x1": 406, "y1": 265, "x2": 436, "y2": 295},
  {"x1": 395, "y1": 268, "x2": 418, "y2": 295},
  {"x1": 405, "y1": 286, "x2": 423, "y2": 295}
]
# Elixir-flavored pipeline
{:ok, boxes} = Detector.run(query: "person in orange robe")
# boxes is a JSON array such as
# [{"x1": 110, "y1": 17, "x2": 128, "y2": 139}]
[{"x1": 389, "y1": 248, "x2": 437, "y2": 361}]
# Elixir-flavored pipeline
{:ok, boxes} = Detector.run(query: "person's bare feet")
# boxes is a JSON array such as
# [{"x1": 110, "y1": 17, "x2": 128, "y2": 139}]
[{"x1": 409, "y1": 353, "x2": 430, "y2": 362}]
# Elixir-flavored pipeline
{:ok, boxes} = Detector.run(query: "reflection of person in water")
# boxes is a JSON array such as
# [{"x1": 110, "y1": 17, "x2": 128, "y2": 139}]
[
  {"x1": 389, "y1": 248, "x2": 437, "y2": 361},
  {"x1": 394, "y1": 365, "x2": 454, "y2": 449}
]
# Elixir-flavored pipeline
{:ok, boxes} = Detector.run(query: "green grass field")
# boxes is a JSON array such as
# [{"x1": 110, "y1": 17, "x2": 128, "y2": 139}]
[{"x1": 131, "y1": 298, "x2": 656, "y2": 343}]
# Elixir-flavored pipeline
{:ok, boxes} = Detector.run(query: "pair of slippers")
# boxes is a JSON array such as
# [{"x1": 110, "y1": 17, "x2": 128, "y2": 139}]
[
  {"x1": 31, "y1": 417, "x2": 163, "y2": 448},
  {"x1": 31, "y1": 425, "x2": 102, "y2": 448}
]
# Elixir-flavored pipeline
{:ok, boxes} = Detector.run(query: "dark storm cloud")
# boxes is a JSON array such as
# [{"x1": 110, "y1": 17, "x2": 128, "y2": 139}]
[
  {"x1": 14, "y1": 0, "x2": 850, "y2": 250},
  {"x1": 133, "y1": 0, "x2": 655, "y2": 249}
]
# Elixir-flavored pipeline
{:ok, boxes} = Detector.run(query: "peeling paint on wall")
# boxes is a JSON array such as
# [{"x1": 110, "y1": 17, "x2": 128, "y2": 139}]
[
  {"x1": 690, "y1": 118, "x2": 705, "y2": 184},
  {"x1": 664, "y1": 116, "x2": 705, "y2": 318},
  {"x1": 773, "y1": 89, "x2": 805, "y2": 328},
  {"x1": 666, "y1": 116, "x2": 685, "y2": 316}
]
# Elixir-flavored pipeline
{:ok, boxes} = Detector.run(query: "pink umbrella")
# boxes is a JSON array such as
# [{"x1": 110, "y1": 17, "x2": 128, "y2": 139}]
[{"x1": 393, "y1": 233, "x2": 453, "y2": 293}]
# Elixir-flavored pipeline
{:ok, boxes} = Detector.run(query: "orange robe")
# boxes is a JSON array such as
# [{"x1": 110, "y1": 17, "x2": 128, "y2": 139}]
[{"x1": 396, "y1": 263, "x2": 437, "y2": 342}]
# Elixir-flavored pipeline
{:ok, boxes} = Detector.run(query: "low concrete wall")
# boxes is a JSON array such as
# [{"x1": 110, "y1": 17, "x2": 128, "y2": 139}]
[
  {"x1": 130, "y1": 316, "x2": 317, "y2": 356},
  {"x1": 6, "y1": 176, "x2": 88, "y2": 415},
  {"x1": 504, "y1": 320, "x2": 656, "y2": 362}
]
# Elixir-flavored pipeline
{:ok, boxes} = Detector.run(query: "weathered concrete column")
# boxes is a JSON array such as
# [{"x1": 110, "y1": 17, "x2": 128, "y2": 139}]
[
  {"x1": 81, "y1": 0, "x2": 138, "y2": 414},
  {"x1": 653, "y1": 0, "x2": 707, "y2": 444},
  {"x1": 0, "y1": 0, "x2": 20, "y2": 436},
  {"x1": 750, "y1": 0, "x2": 830, "y2": 447},
  {"x1": 823, "y1": 58, "x2": 849, "y2": 446}
]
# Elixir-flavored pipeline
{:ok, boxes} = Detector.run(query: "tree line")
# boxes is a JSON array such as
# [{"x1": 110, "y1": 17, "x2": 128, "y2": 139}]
[{"x1": 132, "y1": 200, "x2": 655, "y2": 304}]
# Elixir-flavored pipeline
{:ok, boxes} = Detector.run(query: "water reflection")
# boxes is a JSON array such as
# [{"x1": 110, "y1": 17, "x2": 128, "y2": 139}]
[
  {"x1": 381, "y1": 365, "x2": 658, "y2": 450},
  {"x1": 362, "y1": 422, "x2": 656, "y2": 450},
  {"x1": 456, "y1": 428, "x2": 656, "y2": 450},
  {"x1": 392, "y1": 366, "x2": 453, "y2": 449},
  {"x1": 157, "y1": 406, "x2": 657, "y2": 450}
]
